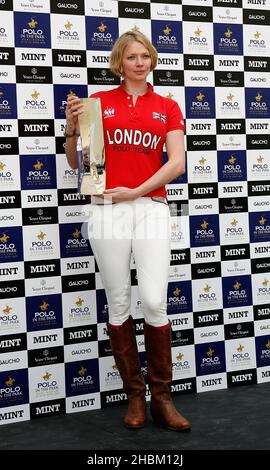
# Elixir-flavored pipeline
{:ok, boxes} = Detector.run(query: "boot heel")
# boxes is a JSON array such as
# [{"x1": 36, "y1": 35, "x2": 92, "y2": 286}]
[
  {"x1": 151, "y1": 402, "x2": 191, "y2": 431},
  {"x1": 151, "y1": 411, "x2": 191, "y2": 431}
]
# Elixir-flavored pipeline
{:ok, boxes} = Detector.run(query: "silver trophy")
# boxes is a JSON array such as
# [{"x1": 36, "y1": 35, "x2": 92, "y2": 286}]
[{"x1": 78, "y1": 97, "x2": 106, "y2": 195}]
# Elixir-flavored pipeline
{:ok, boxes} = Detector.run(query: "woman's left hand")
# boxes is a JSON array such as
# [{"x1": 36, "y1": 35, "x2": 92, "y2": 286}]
[{"x1": 101, "y1": 187, "x2": 140, "y2": 203}]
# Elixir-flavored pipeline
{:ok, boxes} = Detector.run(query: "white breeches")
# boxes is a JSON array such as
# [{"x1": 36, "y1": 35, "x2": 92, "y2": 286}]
[{"x1": 88, "y1": 197, "x2": 171, "y2": 326}]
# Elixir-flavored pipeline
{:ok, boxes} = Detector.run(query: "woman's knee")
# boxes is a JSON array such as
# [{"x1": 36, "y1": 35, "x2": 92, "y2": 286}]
[
  {"x1": 107, "y1": 291, "x2": 131, "y2": 325},
  {"x1": 109, "y1": 311, "x2": 130, "y2": 326},
  {"x1": 142, "y1": 296, "x2": 167, "y2": 325}
]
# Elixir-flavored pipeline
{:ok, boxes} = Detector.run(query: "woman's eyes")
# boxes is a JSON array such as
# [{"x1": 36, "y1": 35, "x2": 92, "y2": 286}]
[{"x1": 127, "y1": 55, "x2": 150, "y2": 59}]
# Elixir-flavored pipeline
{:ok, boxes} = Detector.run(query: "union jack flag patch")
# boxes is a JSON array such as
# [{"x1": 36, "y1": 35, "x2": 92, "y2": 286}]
[{"x1": 152, "y1": 112, "x2": 167, "y2": 123}]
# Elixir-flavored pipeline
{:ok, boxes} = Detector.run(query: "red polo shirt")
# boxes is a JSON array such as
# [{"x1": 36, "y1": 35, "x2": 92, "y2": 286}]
[{"x1": 90, "y1": 83, "x2": 185, "y2": 198}]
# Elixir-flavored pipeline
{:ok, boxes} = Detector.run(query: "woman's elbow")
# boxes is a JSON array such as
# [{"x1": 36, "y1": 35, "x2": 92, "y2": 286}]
[
  {"x1": 65, "y1": 153, "x2": 78, "y2": 170},
  {"x1": 69, "y1": 162, "x2": 78, "y2": 170},
  {"x1": 66, "y1": 158, "x2": 78, "y2": 170},
  {"x1": 174, "y1": 162, "x2": 185, "y2": 177}
]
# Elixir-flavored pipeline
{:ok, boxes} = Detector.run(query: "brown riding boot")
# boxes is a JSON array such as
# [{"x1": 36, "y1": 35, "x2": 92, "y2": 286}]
[
  {"x1": 144, "y1": 322, "x2": 191, "y2": 431},
  {"x1": 108, "y1": 316, "x2": 146, "y2": 429}
]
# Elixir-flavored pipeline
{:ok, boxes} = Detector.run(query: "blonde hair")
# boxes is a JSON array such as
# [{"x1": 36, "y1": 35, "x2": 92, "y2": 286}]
[{"x1": 110, "y1": 31, "x2": 158, "y2": 77}]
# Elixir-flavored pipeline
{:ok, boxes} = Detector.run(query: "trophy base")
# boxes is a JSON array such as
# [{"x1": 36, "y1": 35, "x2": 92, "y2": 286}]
[{"x1": 80, "y1": 173, "x2": 105, "y2": 195}]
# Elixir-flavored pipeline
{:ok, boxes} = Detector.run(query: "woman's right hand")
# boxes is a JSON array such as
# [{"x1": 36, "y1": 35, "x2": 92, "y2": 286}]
[{"x1": 65, "y1": 93, "x2": 84, "y2": 129}]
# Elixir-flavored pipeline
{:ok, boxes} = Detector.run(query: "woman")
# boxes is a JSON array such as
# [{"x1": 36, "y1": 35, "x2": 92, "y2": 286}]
[{"x1": 65, "y1": 31, "x2": 190, "y2": 432}]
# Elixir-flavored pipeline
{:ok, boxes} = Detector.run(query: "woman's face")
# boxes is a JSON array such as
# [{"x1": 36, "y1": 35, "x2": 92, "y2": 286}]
[{"x1": 122, "y1": 41, "x2": 152, "y2": 81}]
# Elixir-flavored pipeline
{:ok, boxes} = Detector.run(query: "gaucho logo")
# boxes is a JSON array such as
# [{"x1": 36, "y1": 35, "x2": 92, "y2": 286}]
[
  {"x1": 62, "y1": 273, "x2": 95, "y2": 293},
  {"x1": 183, "y1": 6, "x2": 213, "y2": 23},
  {"x1": 243, "y1": 9, "x2": 270, "y2": 25},
  {"x1": 50, "y1": 1, "x2": 84, "y2": 15},
  {"x1": 187, "y1": 135, "x2": 216, "y2": 152},
  {"x1": 0, "y1": 280, "x2": 25, "y2": 300},
  {"x1": 118, "y1": 2, "x2": 150, "y2": 19}
]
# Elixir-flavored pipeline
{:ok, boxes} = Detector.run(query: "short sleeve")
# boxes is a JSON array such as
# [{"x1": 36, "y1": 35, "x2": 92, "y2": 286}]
[
  {"x1": 89, "y1": 91, "x2": 102, "y2": 98},
  {"x1": 166, "y1": 99, "x2": 185, "y2": 133}
]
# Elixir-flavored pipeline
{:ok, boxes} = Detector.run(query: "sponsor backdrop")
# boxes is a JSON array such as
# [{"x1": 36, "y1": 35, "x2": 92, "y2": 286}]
[{"x1": 0, "y1": 0, "x2": 270, "y2": 425}]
